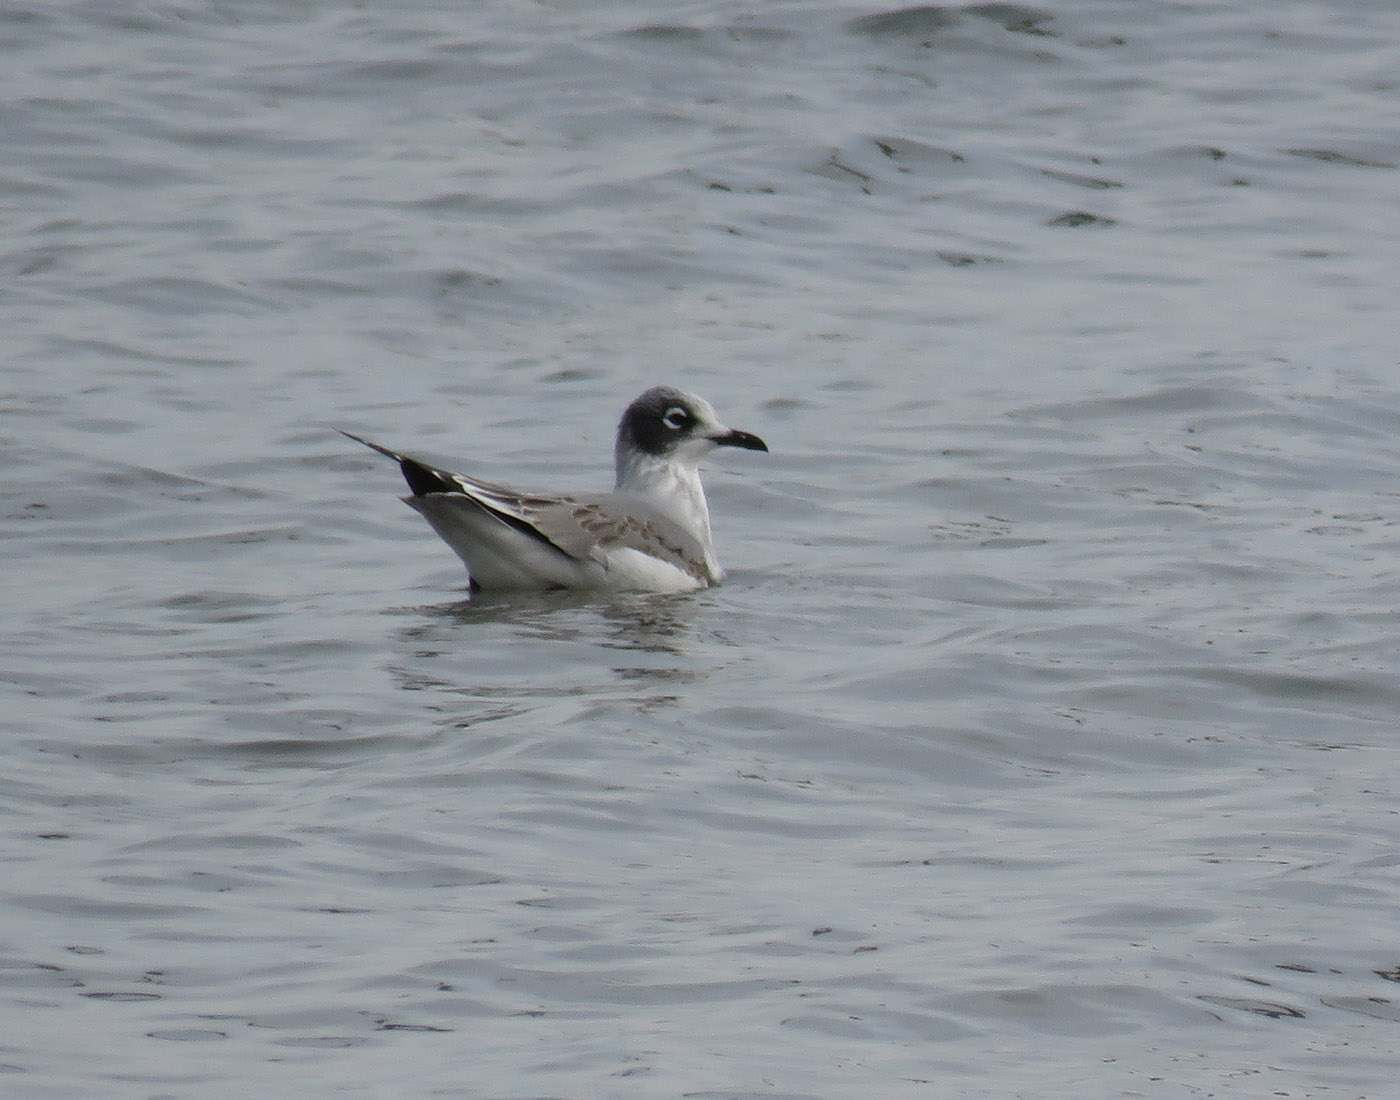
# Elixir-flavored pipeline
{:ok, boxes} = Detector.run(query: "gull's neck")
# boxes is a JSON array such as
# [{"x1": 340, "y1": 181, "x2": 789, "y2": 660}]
[{"x1": 615, "y1": 448, "x2": 714, "y2": 547}]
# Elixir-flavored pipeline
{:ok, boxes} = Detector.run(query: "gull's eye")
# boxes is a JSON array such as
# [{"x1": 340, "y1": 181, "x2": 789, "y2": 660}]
[{"x1": 662, "y1": 406, "x2": 691, "y2": 431}]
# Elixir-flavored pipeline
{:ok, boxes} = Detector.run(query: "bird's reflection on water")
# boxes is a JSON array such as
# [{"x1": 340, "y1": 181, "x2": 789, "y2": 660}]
[
  {"x1": 410, "y1": 589, "x2": 698, "y2": 650},
  {"x1": 381, "y1": 590, "x2": 709, "y2": 728}
]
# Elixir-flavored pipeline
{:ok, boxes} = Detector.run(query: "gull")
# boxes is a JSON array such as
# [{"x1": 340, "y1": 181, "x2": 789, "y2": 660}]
[{"x1": 342, "y1": 386, "x2": 768, "y2": 594}]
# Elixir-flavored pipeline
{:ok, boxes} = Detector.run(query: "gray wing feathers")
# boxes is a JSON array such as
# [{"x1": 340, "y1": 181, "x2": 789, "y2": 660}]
[
  {"x1": 416, "y1": 476, "x2": 714, "y2": 584},
  {"x1": 526, "y1": 495, "x2": 713, "y2": 582},
  {"x1": 345, "y1": 430, "x2": 716, "y2": 588}
]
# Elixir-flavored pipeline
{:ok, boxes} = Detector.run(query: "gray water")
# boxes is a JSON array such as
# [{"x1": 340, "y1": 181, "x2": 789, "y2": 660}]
[{"x1": 5, "y1": 1, "x2": 1400, "y2": 1097}]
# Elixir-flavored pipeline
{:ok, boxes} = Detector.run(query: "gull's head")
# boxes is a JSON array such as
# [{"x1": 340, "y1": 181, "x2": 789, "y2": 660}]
[{"x1": 615, "y1": 387, "x2": 767, "y2": 475}]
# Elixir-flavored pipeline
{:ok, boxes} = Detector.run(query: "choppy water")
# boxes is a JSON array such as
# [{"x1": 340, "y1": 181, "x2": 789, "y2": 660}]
[{"x1": 6, "y1": 1, "x2": 1400, "y2": 1096}]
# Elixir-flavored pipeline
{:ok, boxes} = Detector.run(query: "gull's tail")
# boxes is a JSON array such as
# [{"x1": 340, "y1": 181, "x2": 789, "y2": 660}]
[{"x1": 338, "y1": 428, "x2": 403, "y2": 463}]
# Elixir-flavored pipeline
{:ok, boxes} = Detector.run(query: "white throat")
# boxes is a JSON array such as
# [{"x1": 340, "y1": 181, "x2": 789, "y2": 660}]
[{"x1": 615, "y1": 449, "x2": 714, "y2": 548}]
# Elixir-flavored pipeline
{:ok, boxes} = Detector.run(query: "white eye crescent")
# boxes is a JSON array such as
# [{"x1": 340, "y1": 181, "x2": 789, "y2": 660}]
[{"x1": 662, "y1": 406, "x2": 690, "y2": 430}]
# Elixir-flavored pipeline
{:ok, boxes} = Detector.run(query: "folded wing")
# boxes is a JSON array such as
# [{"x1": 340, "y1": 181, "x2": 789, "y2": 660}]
[{"x1": 342, "y1": 430, "x2": 715, "y2": 589}]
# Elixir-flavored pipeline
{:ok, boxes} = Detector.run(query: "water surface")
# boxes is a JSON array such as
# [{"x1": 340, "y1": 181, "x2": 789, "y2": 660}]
[{"x1": 5, "y1": 2, "x2": 1400, "y2": 1097}]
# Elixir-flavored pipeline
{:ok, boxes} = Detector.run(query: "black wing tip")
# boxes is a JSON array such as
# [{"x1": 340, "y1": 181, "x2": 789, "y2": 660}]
[
  {"x1": 339, "y1": 428, "x2": 461, "y2": 497},
  {"x1": 399, "y1": 456, "x2": 460, "y2": 497}
]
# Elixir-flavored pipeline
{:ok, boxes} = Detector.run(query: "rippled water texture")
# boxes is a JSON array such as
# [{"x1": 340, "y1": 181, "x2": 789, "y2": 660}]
[{"x1": 6, "y1": 2, "x2": 1400, "y2": 1097}]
